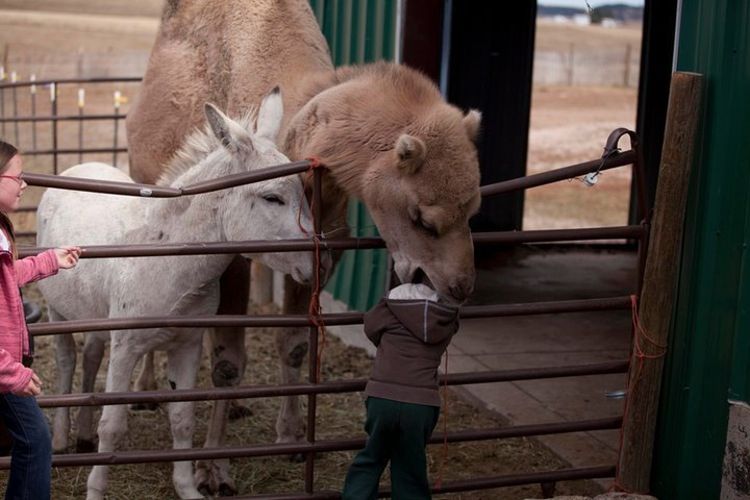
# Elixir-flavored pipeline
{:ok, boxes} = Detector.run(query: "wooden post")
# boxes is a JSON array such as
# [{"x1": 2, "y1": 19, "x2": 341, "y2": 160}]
[
  {"x1": 623, "y1": 44, "x2": 632, "y2": 87},
  {"x1": 617, "y1": 71, "x2": 704, "y2": 491}
]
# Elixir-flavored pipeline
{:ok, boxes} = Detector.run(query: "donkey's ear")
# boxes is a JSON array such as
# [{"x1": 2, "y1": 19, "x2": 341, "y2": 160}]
[
  {"x1": 204, "y1": 103, "x2": 253, "y2": 153},
  {"x1": 395, "y1": 134, "x2": 426, "y2": 175},
  {"x1": 463, "y1": 109, "x2": 482, "y2": 143},
  {"x1": 256, "y1": 86, "x2": 283, "y2": 143}
]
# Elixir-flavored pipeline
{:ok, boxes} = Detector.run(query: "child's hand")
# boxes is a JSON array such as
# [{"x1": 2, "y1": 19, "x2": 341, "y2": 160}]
[
  {"x1": 14, "y1": 372, "x2": 42, "y2": 397},
  {"x1": 54, "y1": 246, "x2": 82, "y2": 269}
]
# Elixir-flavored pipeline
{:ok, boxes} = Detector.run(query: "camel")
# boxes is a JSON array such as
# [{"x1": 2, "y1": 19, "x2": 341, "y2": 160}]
[
  {"x1": 38, "y1": 90, "x2": 317, "y2": 499},
  {"x1": 125, "y1": 0, "x2": 482, "y2": 495}
]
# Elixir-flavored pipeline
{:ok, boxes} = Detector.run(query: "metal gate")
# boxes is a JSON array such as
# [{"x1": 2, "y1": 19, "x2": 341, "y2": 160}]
[{"x1": 0, "y1": 77, "x2": 648, "y2": 498}]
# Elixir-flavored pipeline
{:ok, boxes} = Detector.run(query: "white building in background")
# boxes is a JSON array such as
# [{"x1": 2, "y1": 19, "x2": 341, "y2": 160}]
[{"x1": 572, "y1": 14, "x2": 591, "y2": 25}]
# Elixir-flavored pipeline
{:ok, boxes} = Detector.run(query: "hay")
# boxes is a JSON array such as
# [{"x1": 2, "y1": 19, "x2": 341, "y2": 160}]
[{"x1": 2, "y1": 280, "x2": 604, "y2": 499}]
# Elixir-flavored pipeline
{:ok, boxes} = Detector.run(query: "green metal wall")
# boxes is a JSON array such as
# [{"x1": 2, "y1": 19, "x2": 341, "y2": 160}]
[
  {"x1": 309, "y1": 0, "x2": 398, "y2": 311},
  {"x1": 651, "y1": 1, "x2": 750, "y2": 497}
]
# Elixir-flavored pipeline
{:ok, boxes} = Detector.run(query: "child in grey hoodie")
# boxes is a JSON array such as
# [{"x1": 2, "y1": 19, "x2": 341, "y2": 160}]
[{"x1": 342, "y1": 283, "x2": 459, "y2": 500}]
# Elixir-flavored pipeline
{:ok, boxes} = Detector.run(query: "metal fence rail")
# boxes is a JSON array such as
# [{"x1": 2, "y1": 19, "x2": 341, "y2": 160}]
[{"x1": 2, "y1": 77, "x2": 647, "y2": 497}]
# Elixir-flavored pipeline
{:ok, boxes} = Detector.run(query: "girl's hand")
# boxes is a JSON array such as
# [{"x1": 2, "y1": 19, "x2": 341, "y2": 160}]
[
  {"x1": 14, "y1": 372, "x2": 42, "y2": 397},
  {"x1": 54, "y1": 246, "x2": 81, "y2": 269}
]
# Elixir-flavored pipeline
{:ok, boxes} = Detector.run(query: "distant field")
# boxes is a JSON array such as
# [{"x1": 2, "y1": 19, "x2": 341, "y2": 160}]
[
  {"x1": 0, "y1": 0, "x2": 162, "y2": 18},
  {"x1": 535, "y1": 18, "x2": 641, "y2": 51}
]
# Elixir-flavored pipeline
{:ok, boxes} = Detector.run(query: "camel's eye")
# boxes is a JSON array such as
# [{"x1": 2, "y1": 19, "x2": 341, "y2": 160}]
[
  {"x1": 263, "y1": 194, "x2": 285, "y2": 205},
  {"x1": 414, "y1": 217, "x2": 438, "y2": 238}
]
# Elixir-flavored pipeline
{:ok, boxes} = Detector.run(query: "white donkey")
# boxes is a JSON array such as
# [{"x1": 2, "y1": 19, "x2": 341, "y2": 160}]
[{"x1": 37, "y1": 89, "x2": 315, "y2": 500}]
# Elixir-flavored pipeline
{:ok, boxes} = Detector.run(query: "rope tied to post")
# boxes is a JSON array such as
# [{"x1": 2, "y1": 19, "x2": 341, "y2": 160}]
[
  {"x1": 611, "y1": 294, "x2": 668, "y2": 493},
  {"x1": 297, "y1": 157, "x2": 327, "y2": 381}
]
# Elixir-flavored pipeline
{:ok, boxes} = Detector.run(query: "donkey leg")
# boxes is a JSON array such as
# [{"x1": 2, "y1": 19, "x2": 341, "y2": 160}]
[
  {"x1": 76, "y1": 333, "x2": 106, "y2": 452},
  {"x1": 51, "y1": 309, "x2": 74, "y2": 453},
  {"x1": 195, "y1": 257, "x2": 248, "y2": 496},
  {"x1": 167, "y1": 339, "x2": 204, "y2": 500},
  {"x1": 87, "y1": 336, "x2": 141, "y2": 500},
  {"x1": 275, "y1": 275, "x2": 310, "y2": 455},
  {"x1": 131, "y1": 351, "x2": 159, "y2": 411},
  {"x1": 196, "y1": 399, "x2": 235, "y2": 497}
]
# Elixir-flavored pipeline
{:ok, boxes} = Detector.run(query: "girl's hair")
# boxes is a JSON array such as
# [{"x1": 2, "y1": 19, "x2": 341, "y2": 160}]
[{"x1": 0, "y1": 140, "x2": 19, "y2": 258}]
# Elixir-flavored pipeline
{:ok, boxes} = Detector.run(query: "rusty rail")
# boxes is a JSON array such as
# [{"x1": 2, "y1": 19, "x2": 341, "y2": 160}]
[
  {"x1": 35, "y1": 361, "x2": 629, "y2": 408},
  {"x1": 0, "y1": 418, "x2": 621, "y2": 469},
  {"x1": 28, "y1": 296, "x2": 632, "y2": 335},
  {"x1": 3, "y1": 81, "x2": 646, "y2": 495},
  {"x1": 20, "y1": 225, "x2": 644, "y2": 259}
]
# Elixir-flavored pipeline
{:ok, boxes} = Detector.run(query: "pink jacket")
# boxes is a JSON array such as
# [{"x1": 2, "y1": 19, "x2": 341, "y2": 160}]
[{"x1": 0, "y1": 247, "x2": 58, "y2": 393}]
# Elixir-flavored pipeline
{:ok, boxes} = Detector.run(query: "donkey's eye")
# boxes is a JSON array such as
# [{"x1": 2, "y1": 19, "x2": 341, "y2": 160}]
[{"x1": 262, "y1": 194, "x2": 285, "y2": 205}]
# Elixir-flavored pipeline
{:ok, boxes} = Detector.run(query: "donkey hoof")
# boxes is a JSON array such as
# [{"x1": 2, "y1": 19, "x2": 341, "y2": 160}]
[
  {"x1": 130, "y1": 402, "x2": 159, "y2": 412},
  {"x1": 228, "y1": 402, "x2": 253, "y2": 421},
  {"x1": 197, "y1": 483, "x2": 212, "y2": 497},
  {"x1": 76, "y1": 438, "x2": 97, "y2": 453},
  {"x1": 289, "y1": 452, "x2": 305, "y2": 463}
]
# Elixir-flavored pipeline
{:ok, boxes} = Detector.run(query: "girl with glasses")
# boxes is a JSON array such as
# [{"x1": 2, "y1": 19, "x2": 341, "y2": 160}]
[{"x1": 0, "y1": 140, "x2": 81, "y2": 499}]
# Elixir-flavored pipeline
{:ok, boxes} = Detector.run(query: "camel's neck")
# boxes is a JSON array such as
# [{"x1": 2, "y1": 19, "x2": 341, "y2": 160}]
[{"x1": 281, "y1": 80, "x2": 393, "y2": 199}]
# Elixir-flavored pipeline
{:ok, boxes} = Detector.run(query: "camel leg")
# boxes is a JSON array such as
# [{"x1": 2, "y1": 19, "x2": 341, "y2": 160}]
[
  {"x1": 50, "y1": 308, "x2": 74, "y2": 453},
  {"x1": 250, "y1": 260, "x2": 273, "y2": 305},
  {"x1": 167, "y1": 339, "x2": 204, "y2": 500},
  {"x1": 195, "y1": 256, "x2": 248, "y2": 496},
  {"x1": 275, "y1": 275, "x2": 310, "y2": 453},
  {"x1": 86, "y1": 333, "x2": 142, "y2": 500},
  {"x1": 131, "y1": 351, "x2": 159, "y2": 411},
  {"x1": 76, "y1": 333, "x2": 107, "y2": 452}
]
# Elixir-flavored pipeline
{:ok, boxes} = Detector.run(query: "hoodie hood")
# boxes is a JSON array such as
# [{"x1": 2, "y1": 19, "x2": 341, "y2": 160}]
[{"x1": 384, "y1": 299, "x2": 459, "y2": 345}]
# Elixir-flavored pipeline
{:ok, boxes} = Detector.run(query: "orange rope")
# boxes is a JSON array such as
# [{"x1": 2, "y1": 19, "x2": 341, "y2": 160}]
[
  {"x1": 297, "y1": 157, "x2": 327, "y2": 382},
  {"x1": 610, "y1": 294, "x2": 667, "y2": 493}
]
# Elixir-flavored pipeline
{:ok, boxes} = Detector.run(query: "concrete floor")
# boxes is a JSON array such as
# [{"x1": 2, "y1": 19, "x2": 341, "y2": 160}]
[{"x1": 324, "y1": 246, "x2": 639, "y2": 489}]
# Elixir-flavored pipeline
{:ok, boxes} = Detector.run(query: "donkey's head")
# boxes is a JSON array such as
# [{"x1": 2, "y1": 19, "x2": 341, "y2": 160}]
[
  {"x1": 203, "y1": 89, "x2": 316, "y2": 285},
  {"x1": 361, "y1": 106, "x2": 482, "y2": 303}
]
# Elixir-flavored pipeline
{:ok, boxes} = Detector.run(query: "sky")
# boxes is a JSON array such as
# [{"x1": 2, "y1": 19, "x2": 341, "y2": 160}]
[{"x1": 539, "y1": 0, "x2": 644, "y2": 7}]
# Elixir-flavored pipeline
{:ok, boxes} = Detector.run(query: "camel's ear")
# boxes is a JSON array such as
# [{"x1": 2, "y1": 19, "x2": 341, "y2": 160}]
[
  {"x1": 463, "y1": 109, "x2": 482, "y2": 143},
  {"x1": 395, "y1": 134, "x2": 426, "y2": 175},
  {"x1": 204, "y1": 103, "x2": 253, "y2": 154},
  {"x1": 256, "y1": 86, "x2": 283, "y2": 143}
]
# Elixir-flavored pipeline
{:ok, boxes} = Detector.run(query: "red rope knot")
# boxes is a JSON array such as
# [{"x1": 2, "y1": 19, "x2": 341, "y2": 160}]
[
  {"x1": 610, "y1": 294, "x2": 668, "y2": 493},
  {"x1": 305, "y1": 156, "x2": 323, "y2": 170},
  {"x1": 297, "y1": 156, "x2": 326, "y2": 381}
]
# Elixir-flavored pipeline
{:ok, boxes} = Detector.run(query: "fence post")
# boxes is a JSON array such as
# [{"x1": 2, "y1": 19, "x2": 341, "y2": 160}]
[
  {"x1": 623, "y1": 44, "x2": 632, "y2": 87},
  {"x1": 0, "y1": 66, "x2": 5, "y2": 138},
  {"x1": 617, "y1": 71, "x2": 704, "y2": 492},
  {"x1": 50, "y1": 82, "x2": 58, "y2": 174},
  {"x1": 305, "y1": 166, "x2": 324, "y2": 494},
  {"x1": 567, "y1": 43, "x2": 575, "y2": 86}
]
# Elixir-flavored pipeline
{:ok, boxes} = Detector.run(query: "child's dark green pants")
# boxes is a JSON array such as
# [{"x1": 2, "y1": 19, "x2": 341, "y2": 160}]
[{"x1": 342, "y1": 396, "x2": 440, "y2": 500}]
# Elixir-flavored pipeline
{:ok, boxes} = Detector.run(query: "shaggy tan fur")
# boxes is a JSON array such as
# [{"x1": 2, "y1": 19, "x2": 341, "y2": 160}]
[{"x1": 125, "y1": 1, "x2": 482, "y2": 495}]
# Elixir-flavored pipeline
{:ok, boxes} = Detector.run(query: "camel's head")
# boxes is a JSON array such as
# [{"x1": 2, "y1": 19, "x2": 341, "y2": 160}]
[{"x1": 361, "y1": 106, "x2": 482, "y2": 304}]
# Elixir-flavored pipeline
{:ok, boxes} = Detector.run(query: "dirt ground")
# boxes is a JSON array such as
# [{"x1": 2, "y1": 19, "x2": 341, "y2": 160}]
[
  {"x1": 5, "y1": 285, "x2": 602, "y2": 500},
  {"x1": 0, "y1": 4, "x2": 640, "y2": 498},
  {"x1": 525, "y1": 85, "x2": 637, "y2": 230}
]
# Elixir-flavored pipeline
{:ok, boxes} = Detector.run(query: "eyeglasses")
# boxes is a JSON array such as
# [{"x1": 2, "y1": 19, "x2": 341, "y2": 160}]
[{"x1": 0, "y1": 173, "x2": 24, "y2": 186}]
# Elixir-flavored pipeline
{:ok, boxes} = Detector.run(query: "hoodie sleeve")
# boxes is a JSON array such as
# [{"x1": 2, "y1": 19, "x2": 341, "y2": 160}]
[
  {"x1": 14, "y1": 249, "x2": 59, "y2": 286},
  {"x1": 363, "y1": 300, "x2": 394, "y2": 347},
  {"x1": 0, "y1": 348, "x2": 33, "y2": 394}
]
